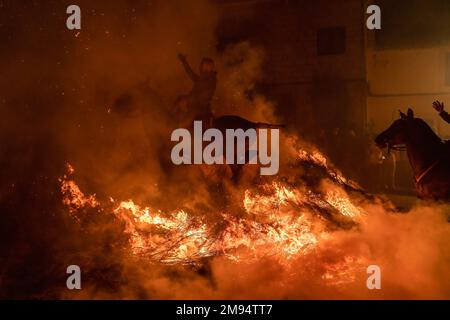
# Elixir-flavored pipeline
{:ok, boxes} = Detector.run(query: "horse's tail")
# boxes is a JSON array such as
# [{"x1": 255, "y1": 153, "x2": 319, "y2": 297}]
[{"x1": 256, "y1": 122, "x2": 285, "y2": 129}]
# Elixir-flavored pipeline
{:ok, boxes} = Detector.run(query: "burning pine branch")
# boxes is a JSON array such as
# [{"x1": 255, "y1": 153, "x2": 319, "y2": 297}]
[{"x1": 59, "y1": 141, "x2": 367, "y2": 268}]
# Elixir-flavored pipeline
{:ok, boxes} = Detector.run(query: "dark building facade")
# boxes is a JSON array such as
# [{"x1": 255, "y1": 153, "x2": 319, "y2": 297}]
[{"x1": 214, "y1": 0, "x2": 368, "y2": 135}]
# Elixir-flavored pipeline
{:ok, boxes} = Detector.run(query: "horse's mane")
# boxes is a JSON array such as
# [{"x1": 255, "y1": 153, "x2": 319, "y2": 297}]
[{"x1": 414, "y1": 118, "x2": 442, "y2": 145}]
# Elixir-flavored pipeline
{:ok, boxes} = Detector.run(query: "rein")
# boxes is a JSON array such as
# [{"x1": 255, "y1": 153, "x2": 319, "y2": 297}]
[
  {"x1": 385, "y1": 143, "x2": 407, "y2": 190},
  {"x1": 415, "y1": 158, "x2": 442, "y2": 185},
  {"x1": 384, "y1": 143, "x2": 441, "y2": 185}
]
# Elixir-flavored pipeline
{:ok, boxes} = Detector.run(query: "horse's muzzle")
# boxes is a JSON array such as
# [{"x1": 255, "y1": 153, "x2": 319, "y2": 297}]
[{"x1": 374, "y1": 135, "x2": 387, "y2": 149}]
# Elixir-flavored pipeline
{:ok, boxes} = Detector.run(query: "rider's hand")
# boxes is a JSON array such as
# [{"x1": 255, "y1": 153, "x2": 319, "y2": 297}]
[
  {"x1": 433, "y1": 101, "x2": 444, "y2": 113},
  {"x1": 177, "y1": 53, "x2": 187, "y2": 62}
]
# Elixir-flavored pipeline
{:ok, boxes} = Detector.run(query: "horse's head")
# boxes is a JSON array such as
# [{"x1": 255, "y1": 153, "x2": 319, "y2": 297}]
[{"x1": 375, "y1": 108, "x2": 415, "y2": 149}]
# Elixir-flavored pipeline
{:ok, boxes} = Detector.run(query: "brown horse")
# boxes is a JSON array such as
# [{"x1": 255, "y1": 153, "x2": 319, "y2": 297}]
[{"x1": 375, "y1": 108, "x2": 450, "y2": 201}]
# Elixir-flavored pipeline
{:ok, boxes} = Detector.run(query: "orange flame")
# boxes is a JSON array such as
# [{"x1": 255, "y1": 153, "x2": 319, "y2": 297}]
[{"x1": 60, "y1": 144, "x2": 367, "y2": 285}]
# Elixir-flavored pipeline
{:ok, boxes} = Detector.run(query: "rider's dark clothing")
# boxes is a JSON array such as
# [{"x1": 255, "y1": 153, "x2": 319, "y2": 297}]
[
  {"x1": 440, "y1": 110, "x2": 450, "y2": 123},
  {"x1": 177, "y1": 58, "x2": 216, "y2": 122},
  {"x1": 440, "y1": 111, "x2": 450, "y2": 148}
]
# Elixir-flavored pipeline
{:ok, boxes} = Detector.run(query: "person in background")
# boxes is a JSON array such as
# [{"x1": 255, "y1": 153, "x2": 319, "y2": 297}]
[{"x1": 432, "y1": 100, "x2": 450, "y2": 123}]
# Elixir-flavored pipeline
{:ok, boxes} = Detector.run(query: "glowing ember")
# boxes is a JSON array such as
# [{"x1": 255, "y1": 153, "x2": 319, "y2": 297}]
[
  {"x1": 325, "y1": 189, "x2": 363, "y2": 218},
  {"x1": 297, "y1": 147, "x2": 360, "y2": 189},
  {"x1": 59, "y1": 145, "x2": 368, "y2": 285},
  {"x1": 59, "y1": 163, "x2": 99, "y2": 217}
]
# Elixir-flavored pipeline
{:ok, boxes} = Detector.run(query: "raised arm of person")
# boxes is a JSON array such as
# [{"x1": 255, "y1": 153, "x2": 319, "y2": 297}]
[
  {"x1": 433, "y1": 101, "x2": 450, "y2": 123},
  {"x1": 178, "y1": 53, "x2": 199, "y2": 82}
]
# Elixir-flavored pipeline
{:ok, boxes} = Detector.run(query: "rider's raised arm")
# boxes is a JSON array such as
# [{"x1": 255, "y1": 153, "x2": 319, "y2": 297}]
[
  {"x1": 178, "y1": 54, "x2": 199, "y2": 82},
  {"x1": 432, "y1": 101, "x2": 450, "y2": 123}
]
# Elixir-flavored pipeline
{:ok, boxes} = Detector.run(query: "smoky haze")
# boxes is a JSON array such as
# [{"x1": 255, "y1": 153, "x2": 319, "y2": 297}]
[{"x1": 0, "y1": 0, "x2": 279, "y2": 298}]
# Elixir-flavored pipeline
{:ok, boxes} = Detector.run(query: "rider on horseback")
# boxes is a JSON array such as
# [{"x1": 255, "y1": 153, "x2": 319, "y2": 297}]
[{"x1": 175, "y1": 54, "x2": 217, "y2": 127}]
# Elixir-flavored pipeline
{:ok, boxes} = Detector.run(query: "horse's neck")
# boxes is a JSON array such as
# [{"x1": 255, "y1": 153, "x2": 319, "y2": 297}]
[{"x1": 406, "y1": 139, "x2": 442, "y2": 178}]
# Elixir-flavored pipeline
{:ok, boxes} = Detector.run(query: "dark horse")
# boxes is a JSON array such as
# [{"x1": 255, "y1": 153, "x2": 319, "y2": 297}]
[
  {"x1": 113, "y1": 82, "x2": 284, "y2": 183},
  {"x1": 375, "y1": 108, "x2": 450, "y2": 201}
]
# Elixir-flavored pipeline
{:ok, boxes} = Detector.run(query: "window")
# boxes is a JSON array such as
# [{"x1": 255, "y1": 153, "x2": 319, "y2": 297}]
[{"x1": 317, "y1": 27, "x2": 346, "y2": 56}]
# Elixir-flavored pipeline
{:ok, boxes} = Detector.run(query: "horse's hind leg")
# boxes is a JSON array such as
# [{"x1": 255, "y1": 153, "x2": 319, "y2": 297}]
[{"x1": 229, "y1": 148, "x2": 255, "y2": 184}]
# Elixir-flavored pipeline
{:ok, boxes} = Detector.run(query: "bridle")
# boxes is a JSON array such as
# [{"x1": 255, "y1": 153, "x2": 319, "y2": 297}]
[
  {"x1": 379, "y1": 142, "x2": 406, "y2": 161},
  {"x1": 382, "y1": 142, "x2": 441, "y2": 185},
  {"x1": 382, "y1": 143, "x2": 406, "y2": 190},
  {"x1": 387, "y1": 143, "x2": 407, "y2": 153}
]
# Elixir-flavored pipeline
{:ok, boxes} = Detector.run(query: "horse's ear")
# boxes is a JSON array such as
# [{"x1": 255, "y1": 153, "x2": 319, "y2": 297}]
[
  {"x1": 407, "y1": 108, "x2": 414, "y2": 119},
  {"x1": 399, "y1": 110, "x2": 407, "y2": 119}
]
